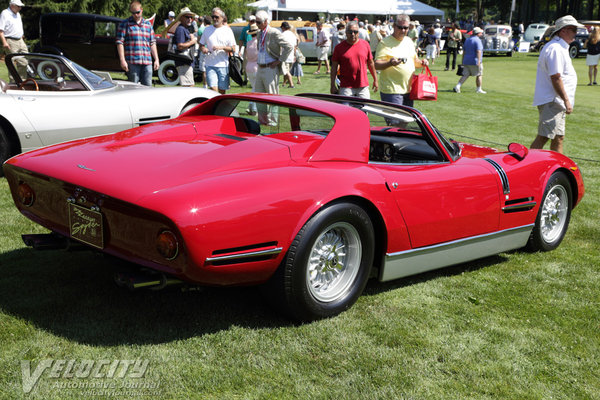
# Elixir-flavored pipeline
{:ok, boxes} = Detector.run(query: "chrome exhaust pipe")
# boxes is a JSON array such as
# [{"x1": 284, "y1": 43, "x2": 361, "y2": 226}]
[{"x1": 114, "y1": 270, "x2": 182, "y2": 291}]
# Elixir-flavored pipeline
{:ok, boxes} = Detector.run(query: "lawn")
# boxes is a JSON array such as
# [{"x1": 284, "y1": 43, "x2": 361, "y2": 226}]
[{"x1": 1, "y1": 52, "x2": 599, "y2": 399}]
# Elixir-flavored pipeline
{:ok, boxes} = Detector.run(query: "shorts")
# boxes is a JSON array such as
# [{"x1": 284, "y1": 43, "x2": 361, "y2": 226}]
[
  {"x1": 339, "y1": 86, "x2": 370, "y2": 99},
  {"x1": 425, "y1": 44, "x2": 437, "y2": 59},
  {"x1": 281, "y1": 62, "x2": 292, "y2": 75},
  {"x1": 317, "y1": 46, "x2": 330, "y2": 60},
  {"x1": 463, "y1": 64, "x2": 483, "y2": 77},
  {"x1": 537, "y1": 102, "x2": 566, "y2": 139},
  {"x1": 177, "y1": 64, "x2": 194, "y2": 86},
  {"x1": 586, "y1": 53, "x2": 599, "y2": 66},
  {"x1": 206, "y1": 66, "x2": 230, "y2": 91}
]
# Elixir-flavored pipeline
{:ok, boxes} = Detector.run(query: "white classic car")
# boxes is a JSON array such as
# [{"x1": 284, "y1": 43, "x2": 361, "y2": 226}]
[
  {"x1": 0, "y1": 53, "x2": 217, "y2": 172},
  {"x1": 482, "y1": 25, "x2": 515, "y2": 56}
]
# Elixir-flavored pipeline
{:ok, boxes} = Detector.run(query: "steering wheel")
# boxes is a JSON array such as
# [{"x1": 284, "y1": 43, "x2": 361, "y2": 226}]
[{"x1": 19, "y1": 78, "x2": 39, "y2": 91}]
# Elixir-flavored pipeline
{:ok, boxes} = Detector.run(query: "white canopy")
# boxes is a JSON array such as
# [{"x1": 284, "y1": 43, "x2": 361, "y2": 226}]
[{"x1": 247, "y1": 0, "x2": 444, "y2": 19}]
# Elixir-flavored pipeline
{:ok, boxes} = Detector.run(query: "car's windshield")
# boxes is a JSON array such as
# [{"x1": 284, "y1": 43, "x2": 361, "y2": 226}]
[
  {"x1": 8, "y1": 55, "x2": 114, "y2": 91},
  {"x1": 213, "y1": 98, "x2": 335, "y2": 136}
]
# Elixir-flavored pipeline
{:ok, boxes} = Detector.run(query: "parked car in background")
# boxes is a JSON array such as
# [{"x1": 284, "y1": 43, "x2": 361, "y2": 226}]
[
  {"x1": 3, "y1": 93, "x2": 584, "y2": 321},
  {"x1": 523, "y1": 23, "x2": 550, "y2": 46},
  {"x1": 482, "y1": 25, "x2": 514, "y2": 56},
  {"x1": 0, "y1": 53, "x2": 216, "y2": 171},
  {"x1": 534, "y1": 25, "x2": 589, "y2": 57},
  {"x1": 36, "y1": 13, "x2": 198, "y2": 85}
]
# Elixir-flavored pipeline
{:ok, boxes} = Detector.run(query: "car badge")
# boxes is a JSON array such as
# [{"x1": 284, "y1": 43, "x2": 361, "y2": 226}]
[{"x1": 77, "y1": 164, "x2": 96, "y2": 172}]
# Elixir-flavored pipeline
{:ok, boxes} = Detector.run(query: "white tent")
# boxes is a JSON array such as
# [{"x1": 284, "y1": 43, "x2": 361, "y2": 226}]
[{"x1": 246, "y1": 0, "x2": 444, "y2": 20}]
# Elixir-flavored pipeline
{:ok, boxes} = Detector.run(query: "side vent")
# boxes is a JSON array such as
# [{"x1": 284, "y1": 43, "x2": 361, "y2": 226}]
[{"x1": 484, "y1": 158, "x2": 510, "y2": 194}]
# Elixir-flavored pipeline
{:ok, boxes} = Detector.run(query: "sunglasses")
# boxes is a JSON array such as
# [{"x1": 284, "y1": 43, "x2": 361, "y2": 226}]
[
  {"x1": 395, "y1": 25, "x2": 409, "y2": 30},
  {"x1": 347, "y1": 30, "x2": 360, "y2": 35},
  {"x1": 131, "y1": 10, "x2": 142, "y2": 15},
  {"x1": 185, "y1": 15, "x2": 194, "y2": 19},
  {"x1": 211, "y1": 15, "x2": 221, "y2": 19}
]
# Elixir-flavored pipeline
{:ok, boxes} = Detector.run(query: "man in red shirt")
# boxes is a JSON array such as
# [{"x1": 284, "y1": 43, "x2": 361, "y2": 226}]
[{"x1": 330, "y1": 21, "x2": 378, "y2": 99}]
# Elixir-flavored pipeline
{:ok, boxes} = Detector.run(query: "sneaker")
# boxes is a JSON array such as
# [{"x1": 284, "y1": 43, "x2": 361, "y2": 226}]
[
  {"x1": 476, "y1": 88, "x2": 487, "y2": 94},
  {"x1": 453, "y1": 85, "x2": 461, "y2": 93}
]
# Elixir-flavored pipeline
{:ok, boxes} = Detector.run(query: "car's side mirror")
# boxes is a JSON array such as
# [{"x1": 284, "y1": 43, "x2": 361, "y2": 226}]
[{"x1": 508, "y1": 142, "x2": 528, "y2": 160}]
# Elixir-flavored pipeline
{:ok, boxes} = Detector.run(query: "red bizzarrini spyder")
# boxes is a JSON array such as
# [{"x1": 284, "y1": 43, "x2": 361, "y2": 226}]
[{"x1": 3, "y1": 94, "x2": 584, "y2": 321}]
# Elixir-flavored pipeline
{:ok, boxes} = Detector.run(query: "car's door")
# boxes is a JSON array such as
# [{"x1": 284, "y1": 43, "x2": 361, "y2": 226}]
[
  {"x1": 375, "y1": 159, "x2": 501, "y2": 249},
  {"x1": 8, "y1": 90, "x2": 133, "y2": 146}
]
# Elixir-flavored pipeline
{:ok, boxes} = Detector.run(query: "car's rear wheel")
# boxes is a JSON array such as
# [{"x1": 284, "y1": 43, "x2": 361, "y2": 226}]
[
  {"x1": 527, "y1": 172, "x2": 572, "y2": 251},
  {"x1": 0, "y1": 126, "x2": 16, "y2": 176},
  {"x1": 264, "y1": 202, "x2": 375, "y2": 321},
  {"x1": 158, "y1": 59, "x2": 179, "y2": 86}
]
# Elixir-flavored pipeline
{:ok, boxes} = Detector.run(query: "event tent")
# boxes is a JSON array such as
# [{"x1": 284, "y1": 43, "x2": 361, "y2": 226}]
[{"x1": 247, "y1": 0, "x2": 444, "y2": 21}]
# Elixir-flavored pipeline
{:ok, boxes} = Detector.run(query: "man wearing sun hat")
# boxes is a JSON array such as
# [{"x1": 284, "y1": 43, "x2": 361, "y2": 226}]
[
  {"x1": 0, "y1": 0, "x2": 28, "y2": 77},
  {"x1": 531, "y1": 15, "x2": 584, "y2": 154},
  {"x1": 172, "y1": 7, "x2": 198, "y2": 87}
]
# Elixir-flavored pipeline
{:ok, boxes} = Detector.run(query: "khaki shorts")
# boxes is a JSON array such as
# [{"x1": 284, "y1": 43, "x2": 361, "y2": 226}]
[
  {"x1": 177, "y1": 64, "x2": 194, "y2": 86},
  {"x1": 317, "y1": 46, "x2": 330, "y2": 60},
  {"x1": 281, "y1": 62, "x2": 292, "y2": 75},
  {"x1": 463, "y1": 64, "x2": 483, "y2": 77},
  {"x1": 537, "y1": 102, "x2": 566, "y2": 139}
]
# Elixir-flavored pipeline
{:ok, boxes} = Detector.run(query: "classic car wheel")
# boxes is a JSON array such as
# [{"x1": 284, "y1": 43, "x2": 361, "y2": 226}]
[
  {"x1": 37, "y1": 60, "x2": 61, "y2": 80},
  {"x1": 158, "y1": 60, "x2": 179, "y2": 86},
  {"x1": 527, "y1": 172, "x2": 572, "y2": 251},
  {"x1": 267, "y1": 202, "x2": 374, "y2": 321},
  {"x1": 569, "y1": 45, "x2": 579, "y2": 58}
]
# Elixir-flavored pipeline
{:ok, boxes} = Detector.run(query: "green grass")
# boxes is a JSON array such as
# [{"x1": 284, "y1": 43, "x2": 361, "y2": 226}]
[{"x1": 1, "y1": 53, "x2": 599, "y2": 399}]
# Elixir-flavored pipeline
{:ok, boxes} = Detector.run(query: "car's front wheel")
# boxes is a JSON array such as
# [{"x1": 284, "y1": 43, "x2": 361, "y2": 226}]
[
  {"x1": 527, "y1": 171, "x2": 572, "y2": 251},
  {"x1": 265, "y1": 202, "x2": 375, "y2": 321},
  {"x1": 569, "y1": 45, "x2": 579, "y2": 58},
  {"x1": 158, "y1": 59, "x2": 179, "y2": 86}
]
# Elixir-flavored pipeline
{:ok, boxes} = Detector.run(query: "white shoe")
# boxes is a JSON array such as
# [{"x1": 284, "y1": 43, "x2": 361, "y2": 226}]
[
  {"x1": 476, "y1": 88, "x2": 487, "y2": 94},
  {"x1": 453, "y1": 85, "x2": 461, "y2": 93}
]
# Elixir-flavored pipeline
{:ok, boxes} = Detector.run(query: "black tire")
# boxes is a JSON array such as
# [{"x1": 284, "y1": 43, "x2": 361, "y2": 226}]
[
  {"x1": 179, "y1": 99, "x2": 207, "y2": 115},
  {"x1": 527, "y1": 172, "x2": 572, "y2": 251},
  {"x1": 158, "y1": 59, "x2": 179, "y2": 86},
  {"x1": 1, "y1": 126, "x2": 15, "y2": 176},
  {"x1": 264, "y1": 202, "x2": 375, "y2": 321},
  {"x1": 506, "y1": 50, "x2": 513, "y2": 57},
  {"x1": 569, "y1": 45, "x2": 578, "y2": 58}
]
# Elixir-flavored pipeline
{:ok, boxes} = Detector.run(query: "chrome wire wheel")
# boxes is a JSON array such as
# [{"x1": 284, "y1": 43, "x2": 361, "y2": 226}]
[
  {"x1": 306, "y1": 222, "x2": 362, "y2": 303},
  {"x1": 540, "y1": 184, "x2": 569, "y2": 243}
]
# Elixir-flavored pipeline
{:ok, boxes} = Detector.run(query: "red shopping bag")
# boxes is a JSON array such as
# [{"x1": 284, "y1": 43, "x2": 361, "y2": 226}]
[{"x1": 409, "y1": 65, "x2": 438, "y2": 101}]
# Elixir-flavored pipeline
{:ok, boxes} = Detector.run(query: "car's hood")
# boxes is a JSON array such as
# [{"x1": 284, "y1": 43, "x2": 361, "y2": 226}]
[{"x1": 7, "y1": 117, "x2": 294, "y2": 203}]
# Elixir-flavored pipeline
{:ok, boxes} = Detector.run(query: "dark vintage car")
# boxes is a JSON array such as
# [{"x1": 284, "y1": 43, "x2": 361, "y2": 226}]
[
  {"x1": 36, "y1": 13, "x2": 193, "y2": 85},
  {"x1": 534, "y1": 26, "x2": 589, "y2": 58}
]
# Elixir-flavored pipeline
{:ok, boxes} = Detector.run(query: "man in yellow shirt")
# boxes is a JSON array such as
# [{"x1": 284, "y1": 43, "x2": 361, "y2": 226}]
[{"x1": 375, "y1": 14, "x2": 428, "y2": 107}]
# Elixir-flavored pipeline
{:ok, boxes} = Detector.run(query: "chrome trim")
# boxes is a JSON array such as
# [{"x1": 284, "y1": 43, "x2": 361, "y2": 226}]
[
  {"x1": 502, "y1": 201, "x2": 537, "y2": 212},
  {"x1": 484, "y1": 158, "x2": 510, "y2": 194},
  {"x1": 205, "y1": 247, "x2": 283, "y2": 263},
  {"x1": 380, "y1": 224, "x2": 534, "y2": 282}
]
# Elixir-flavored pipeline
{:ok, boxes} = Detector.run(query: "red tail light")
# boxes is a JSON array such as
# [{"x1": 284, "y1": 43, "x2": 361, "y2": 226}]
[
  {"x1": 17, "y1": 182, "x2": 35, "y2": 207},
  {"x1": 156, "y1": 230, "x2": 179, "y2": 260}
]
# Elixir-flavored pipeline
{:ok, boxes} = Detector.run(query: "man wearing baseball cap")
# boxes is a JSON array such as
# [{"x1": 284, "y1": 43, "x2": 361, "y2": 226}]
[
  {"x1": 531, "y1": 15, "x2": 584, "y2": 154},
  {"x1": 0, "y1": 0, "x2": 28, "y2": 78}
]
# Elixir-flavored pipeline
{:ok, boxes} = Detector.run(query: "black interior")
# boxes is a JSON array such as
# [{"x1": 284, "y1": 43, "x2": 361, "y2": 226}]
[{"x1": 369, "y1": 132, "x2": 442, "y2": 163}]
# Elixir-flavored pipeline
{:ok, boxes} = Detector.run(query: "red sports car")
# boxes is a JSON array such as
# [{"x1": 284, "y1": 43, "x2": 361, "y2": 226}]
[{"x1": 3, "y1": 93, "x2": 585, "y2": 321}]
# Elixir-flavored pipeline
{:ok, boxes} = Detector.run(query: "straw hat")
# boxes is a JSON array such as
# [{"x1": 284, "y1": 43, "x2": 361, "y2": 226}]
[
  {"x1": 176, "y1": 7, "x2": 195, "y2": 21},
  {"x1": 551, "y1": 15, "x2": 584, "y2": 36},
  {"x1": 248, "y1": 23, "x2": 259, "y2": 35}
]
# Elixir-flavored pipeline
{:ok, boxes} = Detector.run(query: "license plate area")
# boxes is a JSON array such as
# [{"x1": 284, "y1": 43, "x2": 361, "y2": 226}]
[{"x1": 68, "y1": 203, "x2": 104, "y2": 249}]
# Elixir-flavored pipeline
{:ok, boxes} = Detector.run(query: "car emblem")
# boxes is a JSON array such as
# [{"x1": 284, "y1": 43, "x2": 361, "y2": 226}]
[{"x1": 77, "y1": 164, "x2": 96, "y2": 172}]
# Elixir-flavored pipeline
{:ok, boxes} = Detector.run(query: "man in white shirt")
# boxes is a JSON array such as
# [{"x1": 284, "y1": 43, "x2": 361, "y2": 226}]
[
  {"x1": 531, "y1": 15, "x2": 583, "y2": 154},
  {"x1": 0, "y1": 0, "x2": 27, "y2": 78},
  {"x1": 199, "y1": 7, "x2": 236, "y2": 94}
]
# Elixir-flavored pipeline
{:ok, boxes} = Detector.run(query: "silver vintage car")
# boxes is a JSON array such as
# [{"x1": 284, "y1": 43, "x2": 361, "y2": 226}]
[{"x1": 482, "y1": 25, "x2": 514, "y2": 56}]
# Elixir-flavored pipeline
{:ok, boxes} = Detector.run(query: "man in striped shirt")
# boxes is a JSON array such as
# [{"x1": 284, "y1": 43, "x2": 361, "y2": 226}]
[{"x1": 116, "y1": 1, "x2": 159, "y2": 86}]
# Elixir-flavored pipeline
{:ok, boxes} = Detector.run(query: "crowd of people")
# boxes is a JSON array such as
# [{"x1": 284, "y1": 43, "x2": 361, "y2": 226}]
[{"x1": 0, "y1": 0, "x2": 593, "y2": 155}]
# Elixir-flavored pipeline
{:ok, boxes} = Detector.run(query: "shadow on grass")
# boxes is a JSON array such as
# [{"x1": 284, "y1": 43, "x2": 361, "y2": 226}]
[{"x1": 0, "y1": 246, "x2": 510, "y2": 345}]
